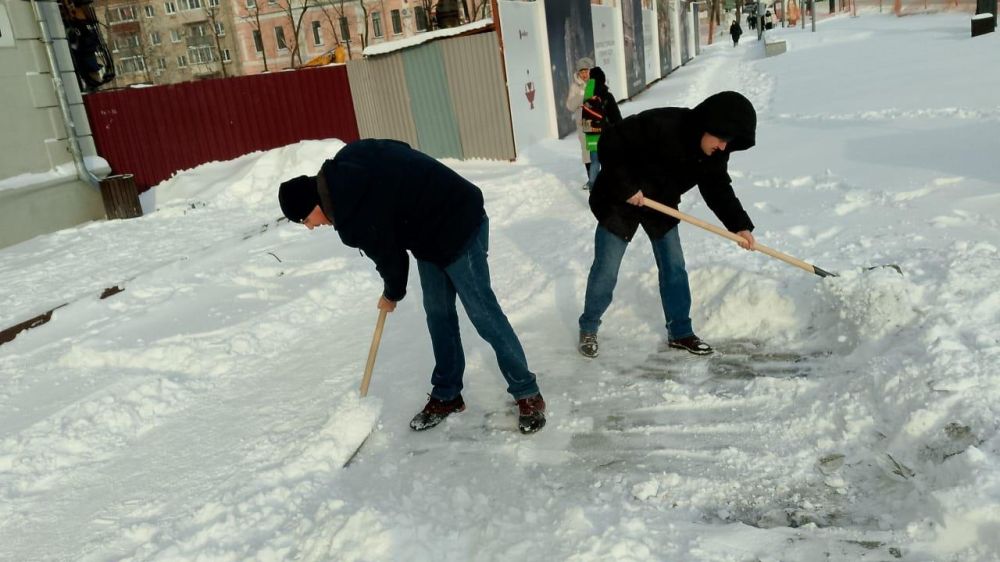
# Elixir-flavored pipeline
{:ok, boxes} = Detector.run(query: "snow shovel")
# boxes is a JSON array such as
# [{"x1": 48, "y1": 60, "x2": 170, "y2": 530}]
[
  {"x1": 343, "y1": 309, "x2": 387, "y2": 467},
  {"x1": 359, "y1": 309, "x2": 388, "y2": 397},
  {"x1": 643, "y1": 198, "x2": 900, "y2": 277}
]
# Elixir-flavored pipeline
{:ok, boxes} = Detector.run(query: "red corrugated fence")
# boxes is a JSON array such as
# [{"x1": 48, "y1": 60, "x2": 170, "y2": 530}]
[{"x1": 83, "y1": 65, "x2": 360, "y2": 191}]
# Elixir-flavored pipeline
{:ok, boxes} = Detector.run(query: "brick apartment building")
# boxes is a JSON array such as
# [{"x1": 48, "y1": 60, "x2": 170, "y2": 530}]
[
  {"x1": 97, "y1": 0, "x2": 241, "y2": 86},
  {"x1": 94, "y1": 0, "x2": 492, "y2": 87}
]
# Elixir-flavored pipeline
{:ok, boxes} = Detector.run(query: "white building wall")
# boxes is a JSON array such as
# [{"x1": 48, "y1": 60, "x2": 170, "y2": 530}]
[{"x1": 0, "y1": 0, "x2": 108, "y2": 249}]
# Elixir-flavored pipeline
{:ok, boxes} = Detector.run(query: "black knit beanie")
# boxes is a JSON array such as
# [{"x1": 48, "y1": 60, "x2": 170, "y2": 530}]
[{"x1": 278, "y1": 175, "x2": 319, "y2": 223}]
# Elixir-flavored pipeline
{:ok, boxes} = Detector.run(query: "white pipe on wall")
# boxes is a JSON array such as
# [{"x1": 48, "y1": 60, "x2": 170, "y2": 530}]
[{"x1": 29, "y1": 0, "x2": 99, "y2": 187}]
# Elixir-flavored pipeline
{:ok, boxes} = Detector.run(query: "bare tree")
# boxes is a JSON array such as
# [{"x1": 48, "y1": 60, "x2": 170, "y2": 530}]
[
  {"x1": 707, "y1": 0, "x2": 723, "y2": 44},
  {"x1": 242, "y1": 1, "x2": 270, "y2": 71},
  {"x1": 204, "y1": 5, "x2": 228, "y2": 78},
  {"x1": 277, "y1": 0, "x2": 314, "y2": 67},
  {"x1": 133, "y1": 26, "x2": 154, "y2": 83},
  {"x1": 317, "y1": 0, "x2": 352, "y2": 58},
  {"x1": 356, "y1": 0, "x2": 370, "y2": 50},
  {"x1": 466, "y1": 0, "x2": 491, "y2": 21},
  {"x1": 316, "y1": 0, "x2": 342, "y2": 46}
]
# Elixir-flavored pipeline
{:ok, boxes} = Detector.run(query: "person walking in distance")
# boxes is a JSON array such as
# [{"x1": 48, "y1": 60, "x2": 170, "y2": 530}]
[{"x1": 730, "y1": 19, "x2": 743, "y2": 47}]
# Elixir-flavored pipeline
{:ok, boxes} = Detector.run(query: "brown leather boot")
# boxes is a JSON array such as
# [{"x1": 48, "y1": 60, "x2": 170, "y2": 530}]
[
  {"x1": 516, "y1": 394, "x2": 546, "y2": 434},
  {"x1": 409, "y1": 395, "x2": 465, "y2": 431}
]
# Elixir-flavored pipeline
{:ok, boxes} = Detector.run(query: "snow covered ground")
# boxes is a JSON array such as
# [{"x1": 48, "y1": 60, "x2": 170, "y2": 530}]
[{"x1": 2, "y1": 11, "x2": 1000, "y2": 562}]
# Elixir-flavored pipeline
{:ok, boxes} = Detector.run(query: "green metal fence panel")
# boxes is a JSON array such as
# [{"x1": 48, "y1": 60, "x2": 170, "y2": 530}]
[
  {"x1": 401, "y1": 43, "x2": 463, "y2": 160},
  {"x1": 346, "y1": 56, "x2": 419, "y2": 146},
  {"x1": 440, "y1": 32, "x2": 516, "y2": 161}
]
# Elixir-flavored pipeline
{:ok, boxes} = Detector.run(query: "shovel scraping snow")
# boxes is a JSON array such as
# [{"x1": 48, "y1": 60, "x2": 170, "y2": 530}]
[
  {"x1": 642, "y1": 198, "x2": 901, "y2": 277},
  {"x1": 343, "y1": 309, "x2": 387, "y2": 467}
]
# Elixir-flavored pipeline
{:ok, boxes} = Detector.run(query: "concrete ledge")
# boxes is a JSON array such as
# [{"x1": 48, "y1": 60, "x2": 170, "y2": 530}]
[
  {"x1": 0, "y1": 175, "x2": 106, "y2": 249},
  {"x1": 764, "y1": 36, "x2": 787, "y2": 57}
]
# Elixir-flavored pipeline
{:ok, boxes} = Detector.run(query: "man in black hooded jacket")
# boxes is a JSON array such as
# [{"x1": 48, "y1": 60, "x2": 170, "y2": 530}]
[
  {"x1": 578, "y1": 91, "x2": 758, "y2": 358},
  {"x1": 278, "y1": 139, "x2": 546, "y2": 434}
]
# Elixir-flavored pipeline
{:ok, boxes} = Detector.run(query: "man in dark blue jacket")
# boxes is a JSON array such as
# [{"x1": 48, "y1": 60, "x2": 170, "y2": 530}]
[
  {"x1": 278, "y1": 139, "x2": 545, "y2": 434},
  {"x1": 579, "y1": 91, "x2": 758, "y2": 358}
]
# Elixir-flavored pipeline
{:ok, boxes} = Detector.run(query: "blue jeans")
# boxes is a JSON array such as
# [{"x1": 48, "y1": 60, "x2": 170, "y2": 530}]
[
  {"x1": 587, "y1": 151, "x2": 601, "y2": 189},
  {"x1": 578, "y1": 225, "x2": 694, "y2": 340},
  {"x1": 417, "y1": 218, "x2": 540, "y2": 401}
]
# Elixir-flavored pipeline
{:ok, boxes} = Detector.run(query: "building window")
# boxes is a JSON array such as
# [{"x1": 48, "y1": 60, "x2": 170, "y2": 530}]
[
  {"x1": 178, "y1": 0, "x2": 202, "y2": 10},
  {"x1": 339, "y1": 16, "x2": 349, "y2": 43},
  {"x1": 311, "y1": 20, "x2": 322, "y2": 46},
  {"x1": 253, "y1": 29, "x2": 263, "y2": 52},
  {"x1": 372, "y1": 12, "x2": 383, "y2": 38},
  {"x1": 246, "y1": 0, "x2": 256, "y2": 8},
  {"x1": 189, "y1": 45, "x2": 214, "y2": 63},
  {"x1": 214, "y1": 22, "x2": 224, "y2": 36},
  {"x1": 127, "y1": 33, "x2": 140, "y2": 47},
  {"x1": 391, "y1": 9, "x2": 402, "y2": 35},
  {"x1": 190, "y1": 24, "x2": 206, "y2": 37},
  {"x1": 164, "y1": 2, "x2": 177, "y2": 14},
  {"x1": 222, "y1": 48, "x2": 231, "y2": 62},
  {"x1": 149, "y1": 31, "x2": 161, "y2": 45},
  {"x1": 177, "y1": 54, "x2": 188, "y2": 67},
  {"x1": 208, "y1": 0, "x2": 220, "y2": 6},
  {"x1": 120, "y1": 55, "x2": 145, "y2": 73},
  {"x1": 144, "y1": 5, "x2": 155, "y2": 17},
  {"x1": 170, "y1": 29, "x2": 182, "y2": 42},
  {"x1": 414, "y1": 6, "x2": 429, "y2": 32},
  {"x1": 108, "y1": 6, "x2": 139, "y2": 23},
  {"x1": 157, "y1": 57, "x2": 167, "y2": 70},
  {"x1": 274, "y1": 26, "x2": 287, "y2": 50}
]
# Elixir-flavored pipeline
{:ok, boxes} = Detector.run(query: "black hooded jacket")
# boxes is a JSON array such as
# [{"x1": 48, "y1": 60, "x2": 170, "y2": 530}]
[
  {"x1": 590, "y1": 91, "x2": 757, "y2": 241},
  {"x1": 316, "y1": 139, "x2": 485, "y2": 301},
  {"x1": 584, "y1": 67, "x2": 623, "y2": 130}
]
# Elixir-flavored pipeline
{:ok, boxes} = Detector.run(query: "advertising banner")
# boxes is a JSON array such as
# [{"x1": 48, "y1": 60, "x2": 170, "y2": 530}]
[
  {"x1": 642, "y1": 8, "x2": 660, "y2": 85},
  {"x1": 621, "y1": 0, "x2": 646, "y2": 98},
  {"x1": 656, "y1": 0, "x2": 675, "y2": 75},
  {"x1": 499, "y1": 1, "x2": 557, "y2": 152},
  {"x1": 543, "y1": 0, "x2": 595, "y2": 138},
  {"x1": 591, "y1": 4, "x2": 627, "y2": 101}
]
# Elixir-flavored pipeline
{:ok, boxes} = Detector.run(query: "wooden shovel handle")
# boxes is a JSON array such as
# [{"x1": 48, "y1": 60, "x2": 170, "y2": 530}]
[
  {"x1": 359, "y1": 309, "x2": 388, "y2": 397},
  {"x1": 642, "y1": 198, "x2": 835, "y2": 277}
]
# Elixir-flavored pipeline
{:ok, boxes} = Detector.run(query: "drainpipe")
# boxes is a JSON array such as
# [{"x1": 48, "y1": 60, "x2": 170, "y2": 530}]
[{"x1": 29, "y1": 0, "x2": 100, "y2": 187}]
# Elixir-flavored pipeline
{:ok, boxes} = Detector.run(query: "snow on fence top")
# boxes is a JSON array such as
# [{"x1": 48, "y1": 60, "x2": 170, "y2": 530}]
[{"x1": 362, "y1": 18, "x2": 494, "y2": 57}]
